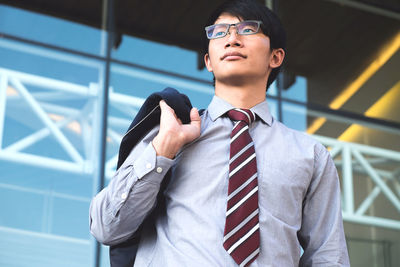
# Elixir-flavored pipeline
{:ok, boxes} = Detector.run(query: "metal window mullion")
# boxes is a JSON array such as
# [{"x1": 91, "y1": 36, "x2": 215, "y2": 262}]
[
  {"x1": 92, "y1": 0, "x2": 114, "y2": 266},
  {"x1": 0, "y1": 74, "x2": 8, "y2": 149}
]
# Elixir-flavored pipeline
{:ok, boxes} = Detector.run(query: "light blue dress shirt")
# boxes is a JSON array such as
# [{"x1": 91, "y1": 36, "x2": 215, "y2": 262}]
[{"x1": 90, "y1": 96, "x2": 350, "y2": 266}]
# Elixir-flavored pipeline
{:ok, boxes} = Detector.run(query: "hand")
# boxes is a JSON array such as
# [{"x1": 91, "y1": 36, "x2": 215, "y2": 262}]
[{"x1": 152, "y1": 100, "x2": 201, "y2": 159}]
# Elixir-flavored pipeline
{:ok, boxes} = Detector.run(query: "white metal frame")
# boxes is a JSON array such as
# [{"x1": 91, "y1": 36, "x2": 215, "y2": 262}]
[
  {"x1": 315, "y1": 135, "x2": 400, "y2": 230},
  {"x1": 0, "y1": 67, "x2": 143, "y2": 176}
]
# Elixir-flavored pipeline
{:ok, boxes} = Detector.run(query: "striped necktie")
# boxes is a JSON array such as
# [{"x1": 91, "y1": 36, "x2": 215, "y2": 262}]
[{"x1": 224, "y1": 108, "x2": 260, "y2": 267}]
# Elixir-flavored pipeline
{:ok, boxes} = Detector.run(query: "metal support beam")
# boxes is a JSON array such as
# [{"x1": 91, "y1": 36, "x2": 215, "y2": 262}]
[
  {"x1": 353, "y1": 149, "x2": 400, "y2": 212},
  {"x1": 10, "y1": 77, "x2": 84, "y2": 163},
  {"x1": 343, "y1": 213, "x2": 400, "y2": 230},
  {"x1": 356, "y1": 185, "x2": 382, "y2": 216},
  {"x1": 4, "y1": 116, "x2": 75, "y2": 152},
  {"x1": 343, "y1": 145, "x2": 355, "y2": 213}
]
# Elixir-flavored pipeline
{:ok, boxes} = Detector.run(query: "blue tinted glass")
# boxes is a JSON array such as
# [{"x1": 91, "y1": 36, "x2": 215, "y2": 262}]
[
  {"x1": 281, "y1": 76, "x2": 307, "y2": 102},
  {"x1": 0, "y1": 4, "x2": 102, "y2": 55},
  {"x1": 0, "y1": 8, "x2": 103, "y2": 264},
  {"x1": 282, "y1": 102, "x2": 307, "y2": 131},
  {"x1": 112, "y1": 35, "x2": 213, "y2": 81}
]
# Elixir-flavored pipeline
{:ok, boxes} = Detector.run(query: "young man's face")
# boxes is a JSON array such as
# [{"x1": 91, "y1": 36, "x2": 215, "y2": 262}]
[{"x1": 204, "y1": 13, "x2": 279, "y2": 86}]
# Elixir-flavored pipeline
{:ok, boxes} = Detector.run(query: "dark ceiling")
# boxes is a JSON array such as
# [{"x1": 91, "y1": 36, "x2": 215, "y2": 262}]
[{"x1": 1, "y1": 0, "x2": 399, "y2": 107}]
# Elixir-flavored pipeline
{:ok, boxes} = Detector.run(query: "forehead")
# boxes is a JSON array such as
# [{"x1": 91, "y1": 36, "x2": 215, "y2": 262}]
[{"x1": 213, "y1": 13, "x2": 243, "y2": 24}]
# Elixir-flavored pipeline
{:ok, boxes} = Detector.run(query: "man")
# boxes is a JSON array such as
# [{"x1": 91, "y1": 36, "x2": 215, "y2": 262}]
[{"x1": 90, "y1": 0, "x2": 350, "y2": 266}]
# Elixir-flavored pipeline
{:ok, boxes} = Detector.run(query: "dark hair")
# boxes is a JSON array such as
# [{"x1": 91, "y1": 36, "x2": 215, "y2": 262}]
[{"x1": 202, "y1": 0, "x2": 286, "y2": 90}]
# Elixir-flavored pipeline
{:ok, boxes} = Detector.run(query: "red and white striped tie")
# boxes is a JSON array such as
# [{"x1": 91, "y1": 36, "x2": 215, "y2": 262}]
[{"x1": 224, "y1": 108, "x2": 260, "y2": 267}]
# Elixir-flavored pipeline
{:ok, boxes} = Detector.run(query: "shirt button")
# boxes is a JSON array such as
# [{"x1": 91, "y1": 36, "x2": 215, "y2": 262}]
[
  {"x1": 156, "y1": 167, "x2": 163, "y2": 173},
  {"x1": 146, "y1": 163, "x2": 152, "y2": 169},
  {"x1": 121, "y1": 193, "x2": 127, "y2": 200}
]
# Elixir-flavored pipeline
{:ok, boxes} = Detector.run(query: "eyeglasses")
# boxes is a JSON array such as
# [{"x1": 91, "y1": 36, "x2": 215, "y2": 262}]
[{"x1": 205, "y1": 20, "x2": 262, "y2": 40}]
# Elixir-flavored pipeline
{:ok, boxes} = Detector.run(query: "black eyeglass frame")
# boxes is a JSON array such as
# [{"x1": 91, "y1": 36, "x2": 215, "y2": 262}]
[{"x1": 205, "y1": 20, "x2": 263, "y2": 40}]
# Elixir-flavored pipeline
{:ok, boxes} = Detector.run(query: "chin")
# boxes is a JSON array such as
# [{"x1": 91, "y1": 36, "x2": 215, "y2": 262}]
[
  {"x1": 217, "y1": 74, "x2": 249, "y2": 86},
  {"x1": 217, "y1": 71, "x2": 263, "y2": 84}
]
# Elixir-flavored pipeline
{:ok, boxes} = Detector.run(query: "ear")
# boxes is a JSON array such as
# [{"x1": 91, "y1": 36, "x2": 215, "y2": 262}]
[
  {"x1": 269, "y1": 48, "x2": 285, "y2": 69},
  {"x1": 204, "y1": 53, "x2": 213, "y2": 72}
]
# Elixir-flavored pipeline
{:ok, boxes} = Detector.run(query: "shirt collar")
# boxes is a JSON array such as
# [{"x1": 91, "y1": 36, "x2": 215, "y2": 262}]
[{"x1": 207, "y1": 95, "x2": 273, "y2": 126}]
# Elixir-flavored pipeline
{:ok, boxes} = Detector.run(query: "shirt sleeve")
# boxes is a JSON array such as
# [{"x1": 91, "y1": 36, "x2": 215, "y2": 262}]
[
  {"x1": 89, "y1": 126, "x2": 174, "y2": 246},
  {"x1": 298, "y1": 143, "x2": 350, "y2": 266}
]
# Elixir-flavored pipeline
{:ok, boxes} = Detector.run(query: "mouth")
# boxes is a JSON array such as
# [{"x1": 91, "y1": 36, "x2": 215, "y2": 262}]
[{"x1": 221, "y1": 51, "x2": 247, "y2": 61}]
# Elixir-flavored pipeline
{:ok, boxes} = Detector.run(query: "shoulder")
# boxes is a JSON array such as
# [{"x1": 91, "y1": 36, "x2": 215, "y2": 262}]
[{"x1": 272, "y1": 120, "x2": 328, "y2": 159}]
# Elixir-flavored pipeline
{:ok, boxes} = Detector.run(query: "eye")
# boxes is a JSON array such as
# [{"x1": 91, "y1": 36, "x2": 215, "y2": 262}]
[
  {"x1": 238, "y1": 21, "x2": 259, "y2": 35},
  {"x1": 211, "y1": 24, "x2": 228, "y2": 38},
  {"x1": 214, "y1": 30, "x2": 225, "y2": 37},
  {"x1": 242, "y1": 28, "x2": 255, "y2": 33}
]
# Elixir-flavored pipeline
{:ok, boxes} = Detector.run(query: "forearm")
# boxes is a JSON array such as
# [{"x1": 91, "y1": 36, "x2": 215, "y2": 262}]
[{"x1": 89, "y1": 128, "x2": 174, "y2": 245}]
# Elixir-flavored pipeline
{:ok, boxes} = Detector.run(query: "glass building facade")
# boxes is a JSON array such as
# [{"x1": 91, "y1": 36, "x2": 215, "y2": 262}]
[{"x1": 0, "y1": 1, "x2": 399, "y2": 266}]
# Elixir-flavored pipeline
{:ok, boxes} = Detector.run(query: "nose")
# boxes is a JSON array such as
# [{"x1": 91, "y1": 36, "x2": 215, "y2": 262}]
[{"x1": 224, "y1": 27, "x2": 243, "y2": 48}]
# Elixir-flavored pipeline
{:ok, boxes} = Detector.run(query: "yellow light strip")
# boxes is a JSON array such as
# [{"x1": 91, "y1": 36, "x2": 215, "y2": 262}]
[
  {"x1": 307, "y1": 31, "x2": 400, "y2": 134},
  {"x1": 307, "y1": 117, "x2": 327, "y2": 134},
  {"x1": 338, "y1": 80, "x2": 400, "y2": 142}
]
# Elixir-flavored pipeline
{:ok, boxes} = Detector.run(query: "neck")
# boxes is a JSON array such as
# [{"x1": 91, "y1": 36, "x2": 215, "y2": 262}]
[{"x1": 214, "y1": 80, "x2": 267, "y2": 109}]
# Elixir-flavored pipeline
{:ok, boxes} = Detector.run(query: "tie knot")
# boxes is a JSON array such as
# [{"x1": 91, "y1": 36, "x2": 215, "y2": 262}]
[{"x1": 227, "y1": 108, "x2": 256, "y2": 125}]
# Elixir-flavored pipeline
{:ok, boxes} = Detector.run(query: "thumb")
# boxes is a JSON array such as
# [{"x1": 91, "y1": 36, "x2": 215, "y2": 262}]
[
  {"x1": 159, "y1": 100, "x2": 170, "y2": 112},
  {"x1": 190, "y1": 107, "x2": 201, "y2": 128},
  {"x1": 159, "y1": 100, "x2": 176, "y2": 119}
]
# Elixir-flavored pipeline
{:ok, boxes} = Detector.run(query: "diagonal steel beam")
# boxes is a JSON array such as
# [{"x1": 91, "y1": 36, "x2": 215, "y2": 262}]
[
  {"x1": 356, "y1": 185, "x2": 382, "y2": 216},
  {"x1": 353, "y1": 149, "x2": 400, "y2": 212},
  {"x1": 329, "y1": 144, "x2": 343, "y2": 159},
  {"x1": 10, "y1": 77, "x2": 83, "y2": 163},
  {"x1": 4, "y1": 116, "x2": 75, "y2": 152}
]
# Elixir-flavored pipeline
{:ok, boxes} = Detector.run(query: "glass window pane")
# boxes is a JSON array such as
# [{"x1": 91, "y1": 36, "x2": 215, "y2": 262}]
[
  {"x1": 281, "y1": 75, "x2": 307, "y2": 102},
  {"x1": 266, "y1": 98, "x2": 278, "y2": 119},
  {"x1": 0, "y1": 22, "x2": 103, "y2": 266},
  {"x1": 282, "y1": 101, "x2": 307, "y2": 132},
  {"x1": 0, "y1": 4, "x2": 102, "y2": 55},
  {"x1": 112, "y1": 35, "x2": 213, "y2": 81},
  {"x1": 267, "y1": 81, "x2": 278, "y2": 97}
]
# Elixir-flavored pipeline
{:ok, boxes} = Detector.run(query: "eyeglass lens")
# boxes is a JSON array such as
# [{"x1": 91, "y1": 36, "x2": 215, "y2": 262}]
[{"x1": 206, "y1": 21, "x2": 260, "y2": 39}]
